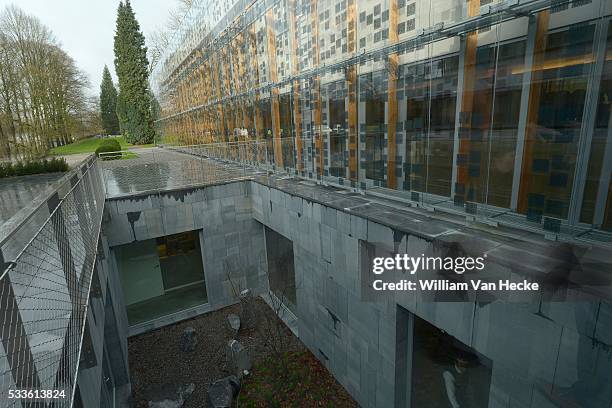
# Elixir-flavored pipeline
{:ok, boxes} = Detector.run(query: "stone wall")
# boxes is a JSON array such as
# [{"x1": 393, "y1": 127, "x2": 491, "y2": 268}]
[
  {"x1": 249, "y1": 180, "x2": 612, "y2": 408},
  {"x1": 102, "y1": 181, "x2": 269, "y2": 333},
  {"x1": 76, "y1": 234, "x2": 131, "y2": 407},
  {"x1": 103, "y1": 178, "x2": 612, "y2": 407}
]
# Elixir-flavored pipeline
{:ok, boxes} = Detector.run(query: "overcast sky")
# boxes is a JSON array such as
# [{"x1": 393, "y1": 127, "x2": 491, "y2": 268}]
[{"x1": 0, "y1": 0, "x2": 173, "y2": 95}]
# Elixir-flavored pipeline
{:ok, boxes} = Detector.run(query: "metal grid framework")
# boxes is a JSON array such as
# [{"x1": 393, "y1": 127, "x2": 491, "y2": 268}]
[
  {"x1": 154, "y1": 0, "x2": 612, "y2": 237},
  {"x1": 0, "y1": 158, "x2": 105, "y2": 407},
  {"x1": 166, "y1": 139, "x2": 612, "y2": 245}
]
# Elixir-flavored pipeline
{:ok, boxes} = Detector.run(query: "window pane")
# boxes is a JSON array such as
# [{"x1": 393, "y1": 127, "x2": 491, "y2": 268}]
[
  {"x1": 519, "y1": 23, "x2": 596, "y2": 220},
  {"x1": 411, "y1": 315, "x2": 492, "y2": 408},
  {"x1": 115, "y1": 230, "x2": 208, "y2": 325},
  {"x1": 264, "y1": 226, "x2": 297, "y2": 312},
  {"x1": 361, "y1": 71, "x2": 387, "y2": 182},
  {"x1": 581, "y1": 24, "x2": 612, "y2": 228},
  {"x1": 403, "y1": 55, "x2": 458, "y2": 196},
  {"x1": 461, "y1": 40, "x2": 526, "y2": 207}
]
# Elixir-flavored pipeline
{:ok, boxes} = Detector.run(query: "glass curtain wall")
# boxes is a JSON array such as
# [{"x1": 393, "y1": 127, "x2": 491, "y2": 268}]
[
  {"x1": 279, "y1": 92, "x2": 296, "y2": 169},
  {"x1": 258, "y1": 95, "x2": 274, "y2": 163},
  {"x1": 401, "y1": 55, "x2": 459, "y2": 196},
  {"x1": 458, "y1": 39, "x2": 526, "y2": 208},
  {"x1": 519, "y1": 22, "x2": 596, "y2": 220},
  {"x1": 581, "y1": 23, "x2": 612, "y2": 230},
  {"x1": 159, "y1": 0, "x2": 612, "y2": 234},
  {"x1": 324, "y1": 79, "x2": 349, "y2": 178},
  {"x1": 361, "y1": 69, "x2": 387, "y2": 183}
]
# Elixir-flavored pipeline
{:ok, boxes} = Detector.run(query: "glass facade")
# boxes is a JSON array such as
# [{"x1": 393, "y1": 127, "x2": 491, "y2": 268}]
[
  {"x1": 519, "y1": 23, "x2": 595, "y2": 220},
  {"x1": 114, "y1": 230, "x2": 208, "y2": 325},
  {"x1": 158, "y1": 0, "x2": 612, "y2": 234},
  {"x1": 402, "y1": 55, "x2": 459, "y2": 196}
]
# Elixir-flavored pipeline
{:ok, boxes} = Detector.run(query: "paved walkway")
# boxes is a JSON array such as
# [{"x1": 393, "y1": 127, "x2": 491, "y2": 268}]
[{"x1": 58, "y1": 152, "x2": 92, "y2": 168}]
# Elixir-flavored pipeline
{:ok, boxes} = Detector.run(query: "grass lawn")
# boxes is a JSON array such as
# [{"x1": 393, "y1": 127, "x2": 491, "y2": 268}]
[
  {"x1": 99, "y1": 151, "x2": 139, "y2": 160},
  {"x1": 49, "y1": 136, "x2": 153, "y2": 155},
  {"x1": 238, "y1": 351, "x2": 358, "y2": 407}
]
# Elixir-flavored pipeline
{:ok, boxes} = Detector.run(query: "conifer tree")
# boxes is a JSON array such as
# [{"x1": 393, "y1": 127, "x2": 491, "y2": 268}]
[
  {"x1": 113, "y1": 0, "x2": 154, "y2": 144},
  {"x1": 99, "y1": 65, "x2": 119, "y2": 135}
]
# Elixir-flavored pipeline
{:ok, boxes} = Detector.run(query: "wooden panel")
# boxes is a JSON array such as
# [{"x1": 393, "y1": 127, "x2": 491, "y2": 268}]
[
  {"x1": 347, "y1": 0, "x2": 358, "y2": 182},
  {"x1": 211, "y1": 52, "x2": 225, "y2": 142},
  {"x1": 312, "y1": 0, "x2": 323, "y2": 175},
  {"x1": 266, "y1": 9, "x2": 283, "y2": 167},
  {"x1": 289, "y1": 0, "x2": 303, "y2": 171},
  {"x1": 386, "y1": 0, "x2": 399, "y2": 189},
  {"x1": 347, "y1": 65, "x2": 358, "y2": 182},
  {"x1": 455, "y1": 0, "x2": 481, "y2": 201},
  {"x1": 517, "y1": 10, "x2": 550, "y2": 214}
]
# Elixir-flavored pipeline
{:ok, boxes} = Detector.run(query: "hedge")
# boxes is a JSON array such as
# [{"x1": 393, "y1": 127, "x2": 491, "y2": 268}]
[
  {"x1": 0, "y1": 158, "x2": 69, "y2": 178},
  {"x1": 95, "y1": 138, "x2": 122, "y2": 160}
]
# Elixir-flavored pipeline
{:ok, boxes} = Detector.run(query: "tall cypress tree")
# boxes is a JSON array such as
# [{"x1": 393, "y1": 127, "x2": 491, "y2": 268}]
[
  {"x1": 113, "y1": 0, "x2": 154, "y2": 144},
  {"x1": 99, "y1": 65, "x2": 120, "y2": 135}
]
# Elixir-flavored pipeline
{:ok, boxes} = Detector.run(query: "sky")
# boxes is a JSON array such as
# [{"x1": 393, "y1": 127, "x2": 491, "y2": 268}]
[{"x1": 0, "y1": 0, "x2": 173, "y2": 95}]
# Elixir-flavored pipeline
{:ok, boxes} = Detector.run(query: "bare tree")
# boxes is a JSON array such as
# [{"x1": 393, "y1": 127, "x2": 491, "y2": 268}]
[
  {"x1": 0, "y1": 5, "x2": 90, "y2": 159},
  {"x1": 225, "y1": 263, "x2": 297, "y2": 378}
]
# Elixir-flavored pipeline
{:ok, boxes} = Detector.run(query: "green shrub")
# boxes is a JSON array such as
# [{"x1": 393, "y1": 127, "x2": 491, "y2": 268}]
[
  {"x1": 0, "y1": 162, "x2": 15, "y2": 178},
  {"x1": 95, "y1": 138, "x2": 122, "y2": 160},
  {"x1": 0, "y1": 157, "x2": 68, "y2": 178},
  {"x1": 46, "y1": 158, "x2": 70, "y2": 173}
]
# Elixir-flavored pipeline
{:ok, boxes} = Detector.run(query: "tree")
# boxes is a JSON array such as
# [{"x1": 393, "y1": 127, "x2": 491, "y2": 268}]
[
  {"x1": 0, "y1": 5, "x2": 89, "y2": 159},
  {"x1": 113, "y1": 0, "x2": 154, "y2": 144},
  {"x1": 99, "y1": 66, "x2": 119, "y2": 135}
]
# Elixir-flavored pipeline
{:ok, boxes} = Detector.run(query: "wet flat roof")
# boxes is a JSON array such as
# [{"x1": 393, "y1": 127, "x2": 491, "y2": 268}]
[
  {"x1": 102, "y1": 148, "x2": 612, "y2": 249},
  {"x1": 103, "y1": 148, "x2": 611, "y2": 295},
  {"x1": 102, "y1": 148, "x2": 254, "y2": 198},
  {"x1": 0, "y1": 173, "x2": 64, "y2": 226}
]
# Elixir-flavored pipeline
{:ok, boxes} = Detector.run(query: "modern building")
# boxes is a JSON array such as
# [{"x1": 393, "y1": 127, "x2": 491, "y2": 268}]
[
  {"x1": 1, "y1": 0, "x2": 612, "y2": 407},
  {"x1": 155, "y1": 0, "x2": 612, "y2": 234}
]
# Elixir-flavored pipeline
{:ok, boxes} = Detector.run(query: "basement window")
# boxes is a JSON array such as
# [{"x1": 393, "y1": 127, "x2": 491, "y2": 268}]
[
  {"x1": 264, "y1": 226, "x2": 297, "y2": 313},
  {"x1": 114, "y1": 230, "x2": 208, "y2": 325}
]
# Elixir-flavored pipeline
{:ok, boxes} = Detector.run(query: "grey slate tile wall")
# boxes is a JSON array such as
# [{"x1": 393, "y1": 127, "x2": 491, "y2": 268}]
[
  {"x1": 101, "y1": 179, "x2": 612, "y2": 408},
  {"x1": 102, "y1": 181, "x2": 269, "y2": 315},
  {"x1": 249, "y1": 180, "x2": 612, "y2": 408},
  {"x1": 76, "y1": 233, "x2": 131, "y2": 407}
]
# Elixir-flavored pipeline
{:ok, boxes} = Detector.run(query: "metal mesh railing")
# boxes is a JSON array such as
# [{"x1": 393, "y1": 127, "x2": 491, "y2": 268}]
[
  {"x1": 167, "y1": 138, "x2": 315, "y2": 176},
  {"x1": 0, "y1": 157, "x2": 105, "y2": 407}
]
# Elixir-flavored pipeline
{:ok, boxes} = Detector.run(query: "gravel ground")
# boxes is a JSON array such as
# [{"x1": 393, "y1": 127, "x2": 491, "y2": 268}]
[{"x1": 128, "y1": 298, "x2": 309, "y2": 407}]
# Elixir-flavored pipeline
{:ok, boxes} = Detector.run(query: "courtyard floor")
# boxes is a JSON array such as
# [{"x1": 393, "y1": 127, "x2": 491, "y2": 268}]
[{"x1": 127, "y1": 298, "x2": 357, "y2": 407}]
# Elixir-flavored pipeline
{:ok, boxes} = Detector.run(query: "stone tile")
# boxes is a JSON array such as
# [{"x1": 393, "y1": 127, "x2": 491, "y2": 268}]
[
  {"x1": 162, "y1": 203, "x2": 194, "y2": 235},
  {"x1": 472, "y1": 301, "x2": 562, "y2": 385},
  {"x1": 552, "y1": 326, "x2": 612, "y2": 407},
  {"x1": 143, "y1": 208, "x2": 163, "y2": 238},
  {"x1": 115, "y1": 196, "x2": 154, "y2": 214}
]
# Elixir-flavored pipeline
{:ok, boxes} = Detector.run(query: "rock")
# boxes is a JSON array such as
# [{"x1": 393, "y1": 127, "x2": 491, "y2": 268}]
[
  {"x1": 144, "y1": 383, "x2": 195, "y2": 408},
  {"x1": 180, "y1": 327, "x2": 197, "y2": 352},
  {"x1": 226, "y1": 339, "x2": 251, "y2": 377},
  {"x1": 239, "y1": 289, "x2": 257, "y2": 329},
  {"x1": 207, "y1": 376, "x2": 240, "y2": 408},
  {"x1": 227, "y1": 314, "x2": 241, "y2": 334}
]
